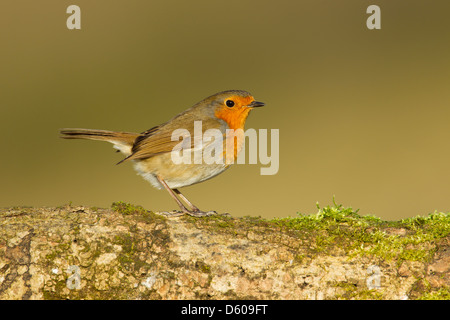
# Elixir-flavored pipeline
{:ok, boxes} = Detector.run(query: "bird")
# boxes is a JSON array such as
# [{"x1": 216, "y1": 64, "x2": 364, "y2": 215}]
[{"x1": 60, "y1": 90, "x2": 264, "y2": 217}]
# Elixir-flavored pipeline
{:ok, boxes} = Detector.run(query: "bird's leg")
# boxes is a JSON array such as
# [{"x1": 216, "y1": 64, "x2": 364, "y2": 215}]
[
  {"x1": 156, "y1": 175, "x2": 190, "y2": 216},
  {"x1": 173, "y1": 189, "x2": 200, "y2": 212},
  {"x1": 173, "y1": 189, "x2": 217, "y2": 217},
  {"x1": 156, "y1": 175, "x2": 216, "y2": 217}
]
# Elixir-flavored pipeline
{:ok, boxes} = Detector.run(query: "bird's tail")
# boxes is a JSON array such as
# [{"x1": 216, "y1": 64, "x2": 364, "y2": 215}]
[{"x1": 60, "y1": 128, "x2": 140, "y2": 156}]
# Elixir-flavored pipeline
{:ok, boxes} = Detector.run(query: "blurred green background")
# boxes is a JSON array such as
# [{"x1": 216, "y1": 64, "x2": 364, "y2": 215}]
[{"x1": 1, "y1": 0, "x2": 449, "y2": 220}]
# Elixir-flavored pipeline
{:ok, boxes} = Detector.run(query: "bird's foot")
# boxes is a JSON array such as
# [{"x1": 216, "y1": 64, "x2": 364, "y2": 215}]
[
  {"x1": 157, "y1": 209, "x2": 229, "y2": 218},
  {"x1": 186, "y1": 210, "x2": 218, "y2": 217},
  {"x1": 157, "y1": 210, "x2": 186, "y2": 217}
]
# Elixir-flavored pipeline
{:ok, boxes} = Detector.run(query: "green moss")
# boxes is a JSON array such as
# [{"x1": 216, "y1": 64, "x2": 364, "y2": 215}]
[
  {"x1": 417, "y1": 287, "x2": 450, "y2": 300},
  {"x1": 352, "y1": 289, "x2": 384, "y2": 300},
  {"x1": 43, "y1": 280, "x2": 69, "y2": 300},
  {"x1": 185, "y1": 213, "x2": 276, "y2": 242},
  {"x1": 175, "y1": 199, "x2": 449, "y2": 267},
  {"x1": 111, "y1": 201, "x2": 148, "y2": 215},
  {"x1": 333, "y1": 282, "x2": 384, "y2": 300},
  {"x1": 271, "y1": 200, "x2": 450, "y2": 263},
  {"x1": 111, "y1": 201, "x2": 166, "y2": 223},
  {"x1": 112, "y1": 233, "x2": 152, "y2": 273},
  {"x1": 195, "y1": 260, "x2": 212, "y2": 273},
  {"x1": 113, "y1": 234, "x2": 136, "y2": 267}
]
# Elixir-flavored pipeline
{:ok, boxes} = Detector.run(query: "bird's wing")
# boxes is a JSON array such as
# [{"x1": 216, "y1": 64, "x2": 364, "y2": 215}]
[{"x1": 119, "y1": 116, "x2": 225, "y2": 163}]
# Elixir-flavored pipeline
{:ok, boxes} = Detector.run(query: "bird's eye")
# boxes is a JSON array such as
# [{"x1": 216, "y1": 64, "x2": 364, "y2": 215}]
[{"x1": 226, "y1": 100, "x2": 235, "y2": 108}]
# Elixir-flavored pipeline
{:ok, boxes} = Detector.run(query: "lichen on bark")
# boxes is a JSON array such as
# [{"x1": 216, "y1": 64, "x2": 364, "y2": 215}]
[{"x1": 0, "y1": 203, "x2": 448, "y2": 300}]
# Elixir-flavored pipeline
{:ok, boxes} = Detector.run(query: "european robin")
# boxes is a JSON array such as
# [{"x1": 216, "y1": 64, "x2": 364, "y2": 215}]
[{"x1": 60, "y1": 90, "x2": 264, "y2": 217}]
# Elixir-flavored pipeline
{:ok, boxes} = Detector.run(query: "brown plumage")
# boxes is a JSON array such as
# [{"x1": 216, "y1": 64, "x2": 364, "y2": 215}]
[{"x1": 60, "y1": 90, "x2": 264, "y2": 216}]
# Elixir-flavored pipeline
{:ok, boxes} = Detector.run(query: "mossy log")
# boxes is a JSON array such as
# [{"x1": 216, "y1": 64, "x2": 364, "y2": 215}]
[{"x1": 0, "y1": 203, "x2": 449, "y2": 300}]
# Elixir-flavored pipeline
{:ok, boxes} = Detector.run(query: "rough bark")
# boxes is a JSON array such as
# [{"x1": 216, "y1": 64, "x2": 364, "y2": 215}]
[{"x1": 0, "y1": 204, "x2": 448, "y2": 300}]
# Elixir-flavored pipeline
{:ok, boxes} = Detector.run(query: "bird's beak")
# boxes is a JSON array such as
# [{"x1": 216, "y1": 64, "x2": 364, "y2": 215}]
[{"x1": 249, "y1": 101, "x2": 265, "y2": 108}]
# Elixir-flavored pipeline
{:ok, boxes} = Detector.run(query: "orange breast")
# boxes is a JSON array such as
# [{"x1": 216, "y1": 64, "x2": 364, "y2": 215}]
[
  {"x1": 215, "y1": 106, "x2": 251, "y2": 131},
  {"x1": 214, "y1": 100, "x2": 253, "y2": 163}
]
